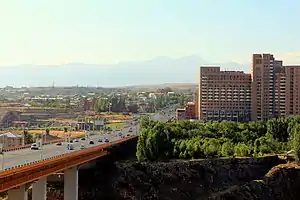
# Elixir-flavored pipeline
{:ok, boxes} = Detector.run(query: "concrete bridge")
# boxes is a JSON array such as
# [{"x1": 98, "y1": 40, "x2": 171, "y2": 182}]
[{"x1": 0, "y1": 126, "x2": 138, "y2": 200}]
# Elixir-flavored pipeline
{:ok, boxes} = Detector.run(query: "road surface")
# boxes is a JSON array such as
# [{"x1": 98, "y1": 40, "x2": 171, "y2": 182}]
[
  {"x1": 150, "y1": 106, "x2": 176, "y2": 122},
  {"x1": 0, "y1": 125, "x2": 137, "y2": 170}
]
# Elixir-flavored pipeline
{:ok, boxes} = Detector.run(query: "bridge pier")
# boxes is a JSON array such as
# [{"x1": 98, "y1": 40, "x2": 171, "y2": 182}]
[
  {"x1": 64, "y1": 167, "x2": 78, "y2": 200},
  {"x1": 7, "y1": 185, "x2": 28, "y2": 200},
  {"x1": 32, "y1": 177, "x2": 47, "y2": 200}
]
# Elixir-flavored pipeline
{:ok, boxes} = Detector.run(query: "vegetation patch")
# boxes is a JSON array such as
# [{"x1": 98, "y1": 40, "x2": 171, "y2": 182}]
[
  {"x1": 106, "y1": 122, "x2": 126, "y2": 130},
  {"x1": 136, "y1": 116, "x2": 300, "y2": 162}
]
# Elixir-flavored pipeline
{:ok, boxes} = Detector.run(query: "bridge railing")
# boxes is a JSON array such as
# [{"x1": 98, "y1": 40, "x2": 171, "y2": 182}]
[
  {"x1": 0, "y1": 135, "x2": 137, "y2": 192},
  {"x1": 1, "y1": 135, "x2": 138, "y2": 172}
]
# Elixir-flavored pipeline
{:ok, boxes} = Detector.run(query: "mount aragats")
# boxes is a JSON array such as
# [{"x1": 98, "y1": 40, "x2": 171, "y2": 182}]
[{"x1": 0, "y1": 56, "x2": 249, "y2": 88}]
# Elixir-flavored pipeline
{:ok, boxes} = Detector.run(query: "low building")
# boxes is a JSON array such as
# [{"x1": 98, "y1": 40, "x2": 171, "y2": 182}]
[
  {"x1": 77, "y1": 122, "x2": 94, "y2": 130},
  {"x1": 12, "y1": 121, "x2": 29, "y2": 128},
  {"x1": 185, "y1": 102, "x2": 197, "y2": 120},
  {"x1": 0, "y1": 132, "x2": 23, "y2": 149},
  {"x1": 176, "y1": 108, "x2": 186, "y2": 121}
]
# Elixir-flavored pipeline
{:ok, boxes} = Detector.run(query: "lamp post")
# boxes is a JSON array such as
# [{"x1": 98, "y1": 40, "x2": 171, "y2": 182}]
[
  {"x1": 0, "y1": 143, "x2": 4, "y2": 171},
  {"x1": 109, "y1": 103, "x2": 112, "y2": 112},
  {"x1": 22, "y1": 125, "x2": 25, "y2": 146},
  {"x1": 39, "y1": 138, "x2": 44, "y2": 160}
]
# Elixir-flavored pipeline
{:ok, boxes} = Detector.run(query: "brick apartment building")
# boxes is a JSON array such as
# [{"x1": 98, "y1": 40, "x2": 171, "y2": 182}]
[
  {"x1": 198, "y1": 66, "x2": 251, "y2": 122},
  {"x1": 251, "y1": 53, "x2": 300, "y2": 120},
  {"x1": 285, "y1": 65, "x2": 300, "y2": 116}
]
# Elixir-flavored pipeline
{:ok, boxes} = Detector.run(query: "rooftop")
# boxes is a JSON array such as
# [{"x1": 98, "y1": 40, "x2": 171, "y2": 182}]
[{"x1": 0, "y1": 132, "x2": 22, "y2": 138}]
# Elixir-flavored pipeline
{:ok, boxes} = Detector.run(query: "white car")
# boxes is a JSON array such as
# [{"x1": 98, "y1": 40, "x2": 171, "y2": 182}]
[
  {"x1": 80, "y1": 145, "x2": 85, "y2": 149},
  {"x1": 30, "y1": 143, "x2": 39, "y2": 150}
]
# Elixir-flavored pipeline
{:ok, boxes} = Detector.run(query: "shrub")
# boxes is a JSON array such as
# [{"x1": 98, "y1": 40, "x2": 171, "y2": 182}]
[
  {"x1": 234, "y1": 143, "x2": 251, "y2": 157},
  {"x1": 221, "y1": 141, "x2": 235, "y2": 157}
]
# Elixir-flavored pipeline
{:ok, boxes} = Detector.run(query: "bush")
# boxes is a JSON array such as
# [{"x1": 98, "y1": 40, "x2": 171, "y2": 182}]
[
  {"x1": 221, "y1": 141, "x2": 235, "y2": 157},
  {"x1": 203, "y1": 138, "x2": 221, "y2": 158},
  {"x1": 234, "y1": 143, "x2": 251, "y2": 157}
]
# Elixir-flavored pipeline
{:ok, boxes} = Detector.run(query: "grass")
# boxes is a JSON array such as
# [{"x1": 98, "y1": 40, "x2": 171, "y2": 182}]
[
  {"x1": 105, "y1": 122, "x2": 125, "y2": 130},
  {"x1": 8, "y1": 130, "x2": 85, "y2": 138}
]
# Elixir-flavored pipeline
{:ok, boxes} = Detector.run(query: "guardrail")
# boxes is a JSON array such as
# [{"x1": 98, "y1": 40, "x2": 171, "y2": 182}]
[
  {"x1": 0, "y1": 135, "x2": 138, "y2": 192},
  {"x1": 4, "y1": 135, "x2": 84, "y2": 152}
]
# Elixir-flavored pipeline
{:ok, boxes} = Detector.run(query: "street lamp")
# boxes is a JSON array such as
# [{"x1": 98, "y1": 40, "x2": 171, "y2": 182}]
[
  {"x1": 39, "y1": 138, "x2": 44, "y2": 160},
  {"x1": 22, "y1": 125, "x2": 25, "y2": 146},
  {"x1": 109, "y1": 103, "x2": 112, "y2": 112},
  {"x1": 0, "y1": 143, "x2": 4, "y2": 171}
]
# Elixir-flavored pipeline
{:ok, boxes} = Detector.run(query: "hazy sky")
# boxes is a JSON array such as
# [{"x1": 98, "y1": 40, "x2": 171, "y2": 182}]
[{"x1": 0, "y1": 0, "x2": 299, "y2": 65}]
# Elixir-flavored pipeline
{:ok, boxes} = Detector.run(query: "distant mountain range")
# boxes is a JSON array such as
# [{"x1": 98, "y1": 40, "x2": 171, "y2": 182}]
[{"x1": 0, "y1": 56, "x2": 250, "y2": 87}]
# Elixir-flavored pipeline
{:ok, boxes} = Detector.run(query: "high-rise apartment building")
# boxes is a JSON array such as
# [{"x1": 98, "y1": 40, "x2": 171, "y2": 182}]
[
  {"x1": 198, "y1": 66, "x2": 251, "y2": 122},
  {"x1": 285, "y1": 65, "x2": 300, "y2": 116},
  {"x1": 252, "y1": 54, "x2": 300, "y2": 120}
]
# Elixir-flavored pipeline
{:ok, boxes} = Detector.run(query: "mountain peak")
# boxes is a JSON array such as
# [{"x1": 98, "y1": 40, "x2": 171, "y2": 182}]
[{"x1": 0, "y1": 56, "x2": 249, "y2": 87}]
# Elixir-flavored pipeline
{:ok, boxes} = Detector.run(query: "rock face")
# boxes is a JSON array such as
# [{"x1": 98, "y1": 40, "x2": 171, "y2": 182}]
[
  {"x1": 210, "y1": 163, "x2": 300, "y2": 200},
  {"x1": 78, "y1": 156, "x2": 285, "y2": 200}
]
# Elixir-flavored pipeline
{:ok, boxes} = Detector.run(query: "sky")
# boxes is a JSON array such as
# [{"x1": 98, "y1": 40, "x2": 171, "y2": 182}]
[{"x1": 0, "y1": 0, "x2": 299, "y2": 65}]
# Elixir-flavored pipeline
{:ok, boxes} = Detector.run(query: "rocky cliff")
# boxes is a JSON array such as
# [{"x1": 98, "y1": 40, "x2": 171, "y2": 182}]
[
  {"x1": 210, "y1": 162, "x2": 300, "y2": 200},
  {"x1": 78, "y1": 156, "x2": 285, "y2": 200}
]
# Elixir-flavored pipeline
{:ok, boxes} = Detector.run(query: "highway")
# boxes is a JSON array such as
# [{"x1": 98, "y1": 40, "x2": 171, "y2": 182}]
[
  {"x1": 150, "y1": 106, "x2": 176, "y2": 122},
  {"x1": 0, "y1": 124, "x2": 137, "y2": 171}
]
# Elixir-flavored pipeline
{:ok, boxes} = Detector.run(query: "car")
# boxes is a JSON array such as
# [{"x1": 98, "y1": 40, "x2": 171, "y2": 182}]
[
  {"x1": 67, "y1": 143, "x2": 74, "y2": 150},
  {"x1": 30, "y1": 143, "x2": 39, "y2": 150},
  {"x1": 74, "y1": 139, "x2": 79, "y2": 142},
  {"x1": 119, "y1": 132, "x2": 122, "y2": 136},
  {"x1": 128, "y1": 128, "x2": 132, "y2": 132},
  {"x1": 98, "y1": 138, "x2": 103, "y2": 142},
  {"x1": 80, "y1": 145, "x2": 85, "y2": 149},
  {"x1": 56, "y1": 142, "x2": 62, "y2": 146},
  {"x1": 81, "y1": 137, "x2": 86, "y2": 140},
  {"x1": 127, "y1": 134, "x2": 130, "y2": 137},
  {"x1": 89, "y1": 140, "x2": 94, "y2": 144},
  {"x1": 70, "y1": 140, "x2": 74, "y2": 143},
  {"x1": 104, "y1": 138, "x2": 109, "y2": 143}
]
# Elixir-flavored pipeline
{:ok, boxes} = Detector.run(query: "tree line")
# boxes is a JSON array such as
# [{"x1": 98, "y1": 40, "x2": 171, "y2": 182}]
[
  {"x1": 136, "y1": 116, "x2": 300, "y2": 161},
  {"x1": 93, "y1": 95, "x2": 126, "y2": 113}
]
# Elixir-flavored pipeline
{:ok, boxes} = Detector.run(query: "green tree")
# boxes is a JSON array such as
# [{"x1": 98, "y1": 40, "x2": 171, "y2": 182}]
[
  {"x1": 24, "y1": 130, "x2": 34, "y2": 144},
  {"x1": 203, "y1": 138, "x2": 221, "y2": 158},
  {"x1": 292, "y1": 124, "x2": 300, "y2": 162},
  {"x1": 221, "y1": 141, "x2": 235, "y2": 157},
  {"x1": 234, "y1": 143, "x2": 251, "y2": 157}
]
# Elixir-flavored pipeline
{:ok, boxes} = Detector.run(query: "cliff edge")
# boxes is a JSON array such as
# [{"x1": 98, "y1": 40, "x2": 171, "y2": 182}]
[{"x1": 210, "y1": 162, "x2": 300, "y2": 200}]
